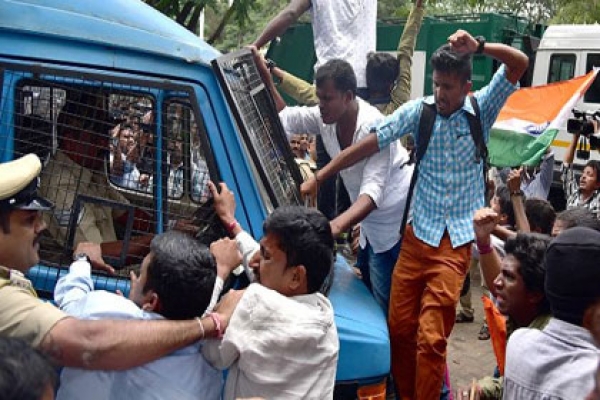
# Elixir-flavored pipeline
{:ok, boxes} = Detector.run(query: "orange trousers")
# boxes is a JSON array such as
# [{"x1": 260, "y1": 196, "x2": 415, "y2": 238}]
[{"x1": 388, "y1": 225, "x2": 471, "y2": 400}]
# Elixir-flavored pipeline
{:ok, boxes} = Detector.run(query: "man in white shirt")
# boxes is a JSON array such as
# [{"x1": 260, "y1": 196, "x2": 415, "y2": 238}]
[
  {"x1": 203, "y1": 182, "x2": 339, "y2": 399},
  {"x1": 54, "y1": 230, "x2": 241, "y2": 400},
  {"x1": 253, "y1": 0, "x2": 376, "y2": 94},
  {"x1": 256, "y1": 53, "x2": 412, "y2": 315}
]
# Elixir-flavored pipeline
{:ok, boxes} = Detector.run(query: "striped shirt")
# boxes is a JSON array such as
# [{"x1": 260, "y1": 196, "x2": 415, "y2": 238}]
[
  {"x1": 375, "y1": 65, "x2": 517, "y2": 248},
  {"x1": 562, "y1": 163, "x2": 600, "y2": 218}
]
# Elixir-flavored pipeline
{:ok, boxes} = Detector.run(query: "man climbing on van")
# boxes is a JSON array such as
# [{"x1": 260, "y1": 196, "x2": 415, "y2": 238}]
[
  {"x1": 269, "y1": 0, "x2": 425, "y2": 115},
  {"x1": 301, "y1": 30, "x2": 529, "y2": 400},
  {"x1": 253, "y1": 0, "x2": 376, "y2": 97}
]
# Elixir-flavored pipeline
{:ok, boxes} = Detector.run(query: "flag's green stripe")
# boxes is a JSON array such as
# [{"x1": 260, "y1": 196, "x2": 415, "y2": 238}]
[{"x1": 488, "y1": 128, "x2": 559, "y2": 167}]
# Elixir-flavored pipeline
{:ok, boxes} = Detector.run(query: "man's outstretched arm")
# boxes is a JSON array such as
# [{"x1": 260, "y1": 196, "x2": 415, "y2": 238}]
[
  {"x1": 330, "y1": 195, "x2": 376, "y2": 238},
  {"x1": 300, "y1": 133, "x2": 380, "y2": 197},
  {"x1": 251, "y1": 46, "x2": 287, "y2": 112},
  {"x1": 39, "y1": 290, "x2": 242, "y2": 370},
  {"x1": 253, "y1": 0, "x2": 311, "y2": 49}
]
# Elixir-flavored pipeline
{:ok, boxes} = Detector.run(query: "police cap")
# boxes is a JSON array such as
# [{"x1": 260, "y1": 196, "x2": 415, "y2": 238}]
[{"x1": 0, "y1": 154, "x2": 54, "y2": 211}]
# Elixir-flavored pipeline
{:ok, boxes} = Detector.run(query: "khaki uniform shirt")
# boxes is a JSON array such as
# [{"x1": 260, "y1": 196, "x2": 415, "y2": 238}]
[
  {"x1": 0, "y1": 266, "x2": 67, "y2": 347},
  {"x1": 40, "y1": 151, "x2": 128, "y2": 246}
]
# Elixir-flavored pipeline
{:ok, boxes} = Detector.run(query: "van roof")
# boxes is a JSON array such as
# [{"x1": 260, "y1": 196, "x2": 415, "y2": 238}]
[
  {"x1": 0, "y1": 0, "x2": 220, "y2": 65},
  {"x1": 540, "y1": 25, "x2": 600, "y2": 51}
]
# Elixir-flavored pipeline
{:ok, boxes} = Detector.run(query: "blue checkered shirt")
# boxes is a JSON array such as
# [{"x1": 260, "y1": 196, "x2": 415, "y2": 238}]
[{"x1": 375, "y1": 65, "x2": 517, "y2": 248}]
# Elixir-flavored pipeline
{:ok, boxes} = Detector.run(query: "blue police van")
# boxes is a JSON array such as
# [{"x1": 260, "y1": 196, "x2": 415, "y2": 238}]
[{"x1": 0, "y1": 0, "x2": 390, "y2": 396}]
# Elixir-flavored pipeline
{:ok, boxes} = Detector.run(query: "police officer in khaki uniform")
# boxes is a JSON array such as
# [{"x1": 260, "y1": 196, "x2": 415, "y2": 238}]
[
  {"x1": 0, "y1": 154, "x2": 242, "y2": 369},
  {"x1": 0, "y1": 154, "x2": 66, "y2": 347}
]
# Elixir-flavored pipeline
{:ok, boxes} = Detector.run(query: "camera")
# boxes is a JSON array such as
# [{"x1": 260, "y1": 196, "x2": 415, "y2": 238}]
[
  {"x1": 567, "y1": 118, "x2": 595, "y2": 136},
  {"x1": 568, "y1": 109, "x2": 600, "y2": 159},
  {"x1": 109, "y1": 108, "x2": 128, "y2": 124}
]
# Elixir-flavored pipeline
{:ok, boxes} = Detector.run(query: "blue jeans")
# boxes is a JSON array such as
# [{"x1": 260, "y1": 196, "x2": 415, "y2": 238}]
[{"x1": 362, "y1": 239, "x2": 402, "y2": 316}]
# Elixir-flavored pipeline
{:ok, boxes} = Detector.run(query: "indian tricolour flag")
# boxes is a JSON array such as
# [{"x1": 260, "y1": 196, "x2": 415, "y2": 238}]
[{"x1": 488, "y1": 68, "x2": 600, "y2": 167}]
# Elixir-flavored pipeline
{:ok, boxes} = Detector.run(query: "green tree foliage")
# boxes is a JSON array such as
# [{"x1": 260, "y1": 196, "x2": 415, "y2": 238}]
[
  {"x1": 143, "y1": 0, "x2": 261, "y2": 44},
  {"x1": 378, "y1": 0, "x2": 413, "y2": 19},
  {"x1": 144, "y1": 0, "x2": 215, "y2": 33},
  {"x1": 209, "y1": 0, "x2": 287, "y2": 51},
  {"x1": 145, "y1": 0, "x2": 600, "y2": 53},
  {"x1": 427, "y1": 0, "x2": 600, "y2": 25},
  {"x1": 552, "y1": 0, "x2": 600, "y2": 23},
  {"x1": 427, "y1": 0, "x2": 557, "y2": 25}
]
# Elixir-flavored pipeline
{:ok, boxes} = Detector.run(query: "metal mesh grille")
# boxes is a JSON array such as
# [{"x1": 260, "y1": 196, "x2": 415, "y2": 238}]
[
  {"x1": 2, "y1": 66, "x2": 222, "y2": 295},
  {"x1": 212, "y1": 49, "x2": 303, "y2": 208}
]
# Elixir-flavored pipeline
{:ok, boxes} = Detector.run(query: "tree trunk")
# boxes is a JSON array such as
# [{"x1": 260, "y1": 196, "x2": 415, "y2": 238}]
[
  {"x1": 207, "y1": 0, "x2": 238, "y2": 44},
  {"x1": 176, "y1": 1, "x2": 196, "y2": 25},
  {"x1": 185, "y1": 4, "x2": 205, "y2": 33}
]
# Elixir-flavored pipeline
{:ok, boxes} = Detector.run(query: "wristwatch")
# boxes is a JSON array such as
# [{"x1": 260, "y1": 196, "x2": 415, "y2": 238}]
[
  {"x1": 73, "y1": 253, "x2": 91, "y2": 263},
  {"x1": 265, "y1": 59, "x2": 277, "y2": 71},
  {"x1": 475, "y1": 36, "x2": 486, "y2": 54}
]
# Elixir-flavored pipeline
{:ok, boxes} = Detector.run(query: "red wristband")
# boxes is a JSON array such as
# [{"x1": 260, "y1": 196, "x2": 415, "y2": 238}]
[
  {"x1": 209, "y1": 312, "x2": 223, "y2": 339},
  {"x1": 476, "y1": 240, "x2": 493, "y2": 255},
  {"x1": 226, "y1": 220, "x2": 238, "y2": 234}
]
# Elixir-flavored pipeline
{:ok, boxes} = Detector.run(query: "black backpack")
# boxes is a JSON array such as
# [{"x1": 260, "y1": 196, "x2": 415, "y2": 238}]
[{"x1": 399, "y1": 96, "x2": 487, "y2": 236}]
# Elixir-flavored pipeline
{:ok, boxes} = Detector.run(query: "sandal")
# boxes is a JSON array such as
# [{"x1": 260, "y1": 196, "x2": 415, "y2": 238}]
[
  {"x1": 478, "y1": 323, "x2": 490, "y2": 340},
  {"x1": 455, "y1": 312, "x2": 474, "y2": 323}
]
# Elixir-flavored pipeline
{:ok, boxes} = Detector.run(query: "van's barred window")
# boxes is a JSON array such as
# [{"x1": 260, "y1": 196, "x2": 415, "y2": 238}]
[
  {"x1": 3, "y1": 68, "x2": 220, "y2": 296},
  {"x1": 212, "y1": 50, "x2": 303, "y2": 209}
]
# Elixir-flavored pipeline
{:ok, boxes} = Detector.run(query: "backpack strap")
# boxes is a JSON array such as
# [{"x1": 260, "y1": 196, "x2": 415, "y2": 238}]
[
  {"x1": 415, "y1": 102, "x2": 437, "y2": 163},
  {"x1": 466, "y1": 96, "x2": 488, "y2": 188},
  {"x1": 399, "y1": 101, "x2": 437, "y2": 237}
]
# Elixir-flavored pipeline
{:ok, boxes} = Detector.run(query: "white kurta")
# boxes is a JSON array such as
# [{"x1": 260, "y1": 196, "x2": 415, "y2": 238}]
[{"x1": 203, "y1": 283, "x2": 339, "y2": 400}]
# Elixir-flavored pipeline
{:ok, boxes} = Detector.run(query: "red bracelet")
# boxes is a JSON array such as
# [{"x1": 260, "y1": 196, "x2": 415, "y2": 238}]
[
  {"x1": 476, "y1": 240, "x2": 493, "y2": 255},
  {"x1": 209, "y1": 312, "x2": 223, "y2": 339},
  {"x1": 226, "y1": 220, "x2": 238, "y2": 234}
]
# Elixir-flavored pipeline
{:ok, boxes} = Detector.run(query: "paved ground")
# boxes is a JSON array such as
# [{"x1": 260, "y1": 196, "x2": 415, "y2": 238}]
[{"x1": 447, "y1": 268, "x2": 497, "y2": 394}]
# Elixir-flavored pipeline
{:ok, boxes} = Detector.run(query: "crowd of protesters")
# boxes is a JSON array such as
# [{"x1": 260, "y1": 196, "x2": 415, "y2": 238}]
[{"x1": 2, "y1": 1, "x2": 600, "y2": 400}]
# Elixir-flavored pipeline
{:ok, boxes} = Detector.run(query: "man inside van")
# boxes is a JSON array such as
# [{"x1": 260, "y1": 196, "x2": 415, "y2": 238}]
[
  {"x1": 39, "y1": 91, "x2": 153, "y2": 273},
  {"x1": 39, "y1": 92, "x2": 199, "y2": 272},
  {"x1": 0, "y1": 153, "x2": 240, "y2": 372}
]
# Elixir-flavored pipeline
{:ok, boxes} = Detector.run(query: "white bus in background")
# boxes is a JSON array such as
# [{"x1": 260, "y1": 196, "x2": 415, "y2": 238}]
[{"x1": 532, "y1": 24, "x2": 600, "y2": 168}]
